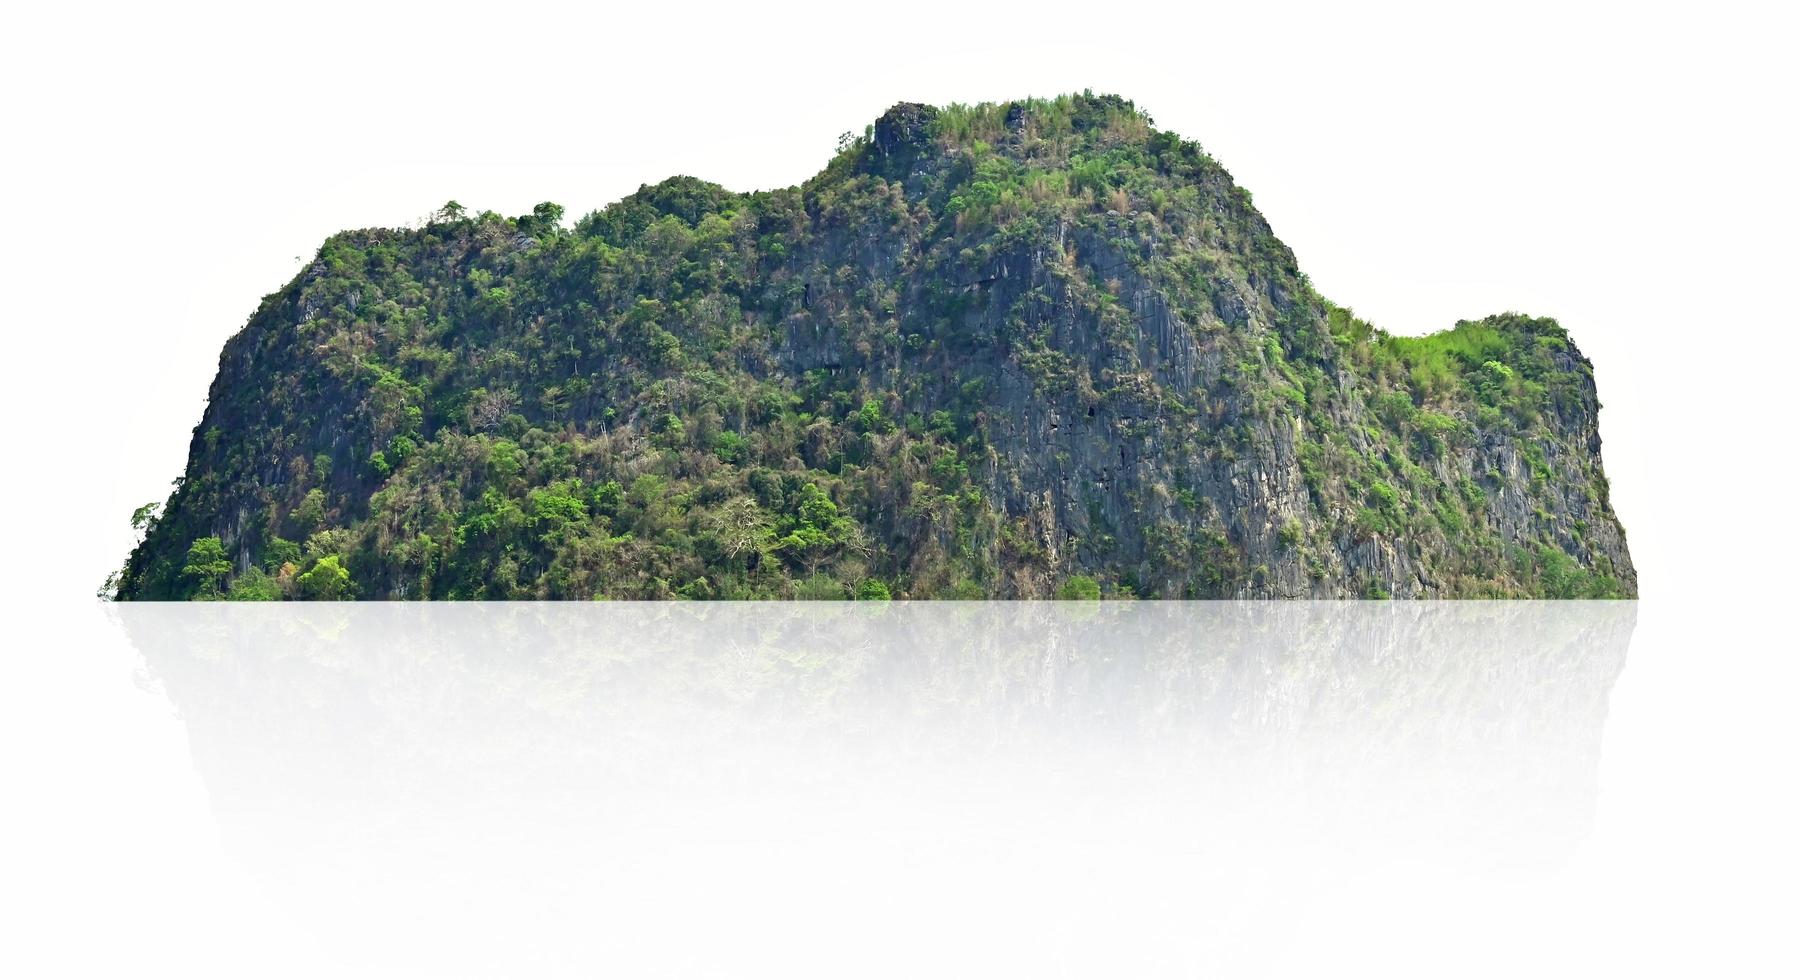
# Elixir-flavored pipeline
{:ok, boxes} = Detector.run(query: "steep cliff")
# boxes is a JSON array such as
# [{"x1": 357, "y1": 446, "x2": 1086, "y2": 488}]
[{"x1": 115, "y1": 93, "x2": 1634, "y2": 599}]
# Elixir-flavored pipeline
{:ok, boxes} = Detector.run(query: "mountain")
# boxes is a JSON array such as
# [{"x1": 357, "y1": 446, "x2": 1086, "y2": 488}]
[{"x1": 113, "y1": 93, "x2": 1635, "y2": 600}]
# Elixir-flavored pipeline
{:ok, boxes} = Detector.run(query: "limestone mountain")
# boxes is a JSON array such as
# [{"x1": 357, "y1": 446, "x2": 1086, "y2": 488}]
[{"x1": 114, "y1": 93, "x2": 1634, "y2": 600}]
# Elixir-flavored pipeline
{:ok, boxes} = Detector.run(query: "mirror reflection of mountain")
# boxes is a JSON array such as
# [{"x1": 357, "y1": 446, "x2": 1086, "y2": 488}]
[{"x1": 118, "y1": 601, "x2": 1634, "y2": 976}]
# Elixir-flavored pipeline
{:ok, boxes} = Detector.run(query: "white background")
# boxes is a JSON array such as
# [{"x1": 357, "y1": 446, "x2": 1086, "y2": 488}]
[{"x1": 2, "y1": 2, "x2": 1796, "y2": 976}]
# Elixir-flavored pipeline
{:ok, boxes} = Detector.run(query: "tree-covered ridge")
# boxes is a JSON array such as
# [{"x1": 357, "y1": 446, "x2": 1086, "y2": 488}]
[{"x1": 113, "y1": 92, "x2": 1633, "y2": 600}]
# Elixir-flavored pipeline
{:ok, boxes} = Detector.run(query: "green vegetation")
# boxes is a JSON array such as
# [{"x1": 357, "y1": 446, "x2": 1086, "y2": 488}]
[
  {"x1": 856, "y1": 579, "x2": 892, "y2": 601},
  {"x1": 1056, "y1": 575, "x2": 1103, "y2": 600},
  {"x1": 180, "y1": 536, "x2": 230, "y2": 599},
  {"x1": 111, "y1": 93, "x2": 1632, "y2": 601}
]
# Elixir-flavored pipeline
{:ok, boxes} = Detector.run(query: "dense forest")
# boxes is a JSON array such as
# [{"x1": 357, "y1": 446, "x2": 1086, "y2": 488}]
[{"x1": 112, "y1": 93, "x2": 1634, "y2": 600}]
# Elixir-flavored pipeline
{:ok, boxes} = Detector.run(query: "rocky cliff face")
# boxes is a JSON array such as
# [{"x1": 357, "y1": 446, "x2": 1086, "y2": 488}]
[{"x1": 116, "y1": 94, "x2": 1635, "y2": 599}]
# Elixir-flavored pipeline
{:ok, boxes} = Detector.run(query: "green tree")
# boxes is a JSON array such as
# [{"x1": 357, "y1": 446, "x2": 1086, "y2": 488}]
[
  {"x1": 263, "y1": 536, "x2": 302, "y2": 571},
  {"x1": 532, "y1": 201, "x2": 565, "y2": 226},
  {"x1": 855, "y1": 399, "x2": 890, "y2": 434},
  {"x1": 1056, "y1": 575, "x2": 1101, "y2": 600},
  {"x1": 130, "y1": 501, "x2": 162, "y2": 538},
  {"x1": 182, "y1": 536, "x2": 231, "y2": 598},
  {"x1": 856, "y1": 579, "x2": 892, "y2": 600},
  {"x1": 795, "y1": 574, "x2": 849, "y2": 600},
  {"x1": 292, "y1": 488, "x2": 326, "y2": 533},
  {"x1": 777, "y1": 483, "x2": 857, "y2": 576},
  {"x1": 708, "y1": 496, "x2": 773, "y2": 564},
  {"x1": 296, "y1": 555, "x2": 351, "y2": 600},
  {"x1": 226, "y1": 567, "x2": 281, "y2": 601},
  {"x1": 713, "y1": 430, "x2": 749, "y2": 464}
]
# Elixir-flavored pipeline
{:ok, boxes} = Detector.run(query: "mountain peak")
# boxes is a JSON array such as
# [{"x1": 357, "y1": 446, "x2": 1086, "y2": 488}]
[{"x1": 873, "y1": 101, "x2": 937, "y2": 150}]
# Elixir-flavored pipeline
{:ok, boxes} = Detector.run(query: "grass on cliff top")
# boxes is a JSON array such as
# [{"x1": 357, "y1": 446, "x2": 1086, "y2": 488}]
[{"x1": 1329, "y1": 305, "x2": 1582, "y2": 422}]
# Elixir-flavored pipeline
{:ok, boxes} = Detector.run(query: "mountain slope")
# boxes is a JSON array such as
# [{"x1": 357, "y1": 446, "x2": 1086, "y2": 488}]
[{"x1": 115, "y1": 93, "x2": 1635, "y2": 600}]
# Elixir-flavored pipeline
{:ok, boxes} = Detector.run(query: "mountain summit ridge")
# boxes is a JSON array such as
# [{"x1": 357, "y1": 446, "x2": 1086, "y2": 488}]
[{"x1": 115, "y1": 92, "x2": 1634, "y2": 600}]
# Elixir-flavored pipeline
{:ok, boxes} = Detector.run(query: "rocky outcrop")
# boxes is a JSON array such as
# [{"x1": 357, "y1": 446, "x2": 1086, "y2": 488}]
[{"x1": 115, "y1": 94, "x2": 1633, "y2": 600}]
